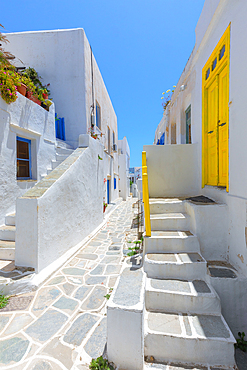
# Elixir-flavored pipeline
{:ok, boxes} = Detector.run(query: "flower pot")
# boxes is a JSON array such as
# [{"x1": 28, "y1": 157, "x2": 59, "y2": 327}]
[
  {"x1": 43, "y1": 93, "x2": 48, "y2": 100},
  {"x1": 30, "y1": 95, "x2": 41, "y2": 105},
  {"x1": 17, "y1": 83, "x2": 27, "y2": 96},
  {"x1": 26, "y1": 90, "x2": 33, "y2": 99},
  {"x1": 103, "y1": 204, "x2": 107, "y2": 213},
  {"x1": 41, "y1": 101, "x2": 49, "y2": 111}
]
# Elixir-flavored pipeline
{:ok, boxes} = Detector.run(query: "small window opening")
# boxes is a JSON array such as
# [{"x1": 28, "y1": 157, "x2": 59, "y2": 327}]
[
  {"x1": 219, "y1": 45, "x2": 225, "y2": 60},
  {"x1": 96, "y1": 102, "x2": 101, "y2": 130},
  {"x1": 206, "y1": 68, "x2": 210, "y2": 80},
  {"x1": 185, "y1": 105, "x2": 192, "y2": 144},
  {"x1": 212, "y1": 57, "x2": 217, "y2": 71},
  {"x1": 17, "y1": 137, "x2": 31, "y2": 179}
]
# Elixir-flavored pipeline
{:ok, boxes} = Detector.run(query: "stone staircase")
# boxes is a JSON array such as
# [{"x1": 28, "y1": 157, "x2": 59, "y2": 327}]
[
  {"x1": 143, "y1": 198, "x2": 236, "y2": 369},
  {"x1": 0, "y1": 141, "x2": 74, "y2": 261}
]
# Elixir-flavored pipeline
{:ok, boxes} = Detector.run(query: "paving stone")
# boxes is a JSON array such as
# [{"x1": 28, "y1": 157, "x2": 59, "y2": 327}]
[
  {"x1": 28, "y1": 358, "x2": 63, "y2": 370},
  {"x1": 85, "y1": 276, "x2": 107, "y2": 286},
  {"x1": 106, "y1": 251, "x2": 121, "y2": 255},
  {"x1": 81, "y1": 286, "x2": 107, "y2": 310},
  {"x1": 61, "y1": 283, "x2": 76, "y2": 296},
  {"x1": 209, "y1": 267, "x2": 237, "y2": 278},
  {"x1": 41, "y1": 337, "x2": 75, "y2": 369},
  {"x1": 90, "y1": 264, "x2": 105, "y2": 275},
  {"x1": 62, "y1": 267, "x2": 86, "y2": 276},
  {"x1": 108, "y1": 245, "x2": 121, "y2": 250},
  {"x1": 76, "y1": 253, "x2": 98, "y2": 260},
  {"x1": 81, "y1": 245, "x2": 98, "y2": 252},
  {"x1": 74, "y1": 285, "x2": 93, "y2": 301},
  {"x1": 151, "y1": 279, "x2": 191, "y2": 293},
  {"x1": 53, "y1": 296, "x2": 78, "y2": 313},
  {"x1": 3, "y1": 314, "x2": 33, "y2": 335},
  {"x1": 67, "y1": 258, "x2": 79, "y2": 267},
  {"x1": 84, "y1": 317, "x2": 107, "y2": 358},
  {"x1": 95, "y1": 234, "x2": 108, "y2": 240},
  {"x1": 148, "y1": 312, "x2": 182, "y2": 335},
  {"x1": 63, "y1": 313, "x2": 99, "y2": 346},
  {"x1": 0, "y1": 316, "x2": 10, "y2": 332},
  {"x1": 192, "y1": 280, "x2": 211, "y2": 293},
  {"x1": 105, "y1": 264, "x2": 122, "y2": 275},
  {"x1": 0, "y1": 295, "x2": 34, "y2": 312},
  {"x1": 192, "y1": 315, "x2": 230, "y2": 338},
  {"x1": 76, "y1": 261, "x2": 87, "y2": 269},
  {"x1": 32, "y1": 288, "x2": 61, "y2": 315},
  {"x1": 113, "y1": 267, "x2": 143, "y2": 306},
  {"x1": 25, "y1": 309, "x2": 67, "y2": 342},
  {"x1": 67, "y1": 277, "x2": 84, "y2": 285},
  {"x1": 101, "y1": 256, "x2": 121, "y2": 264},
  {"x1": 46, "y1": 276, "x2": 65, "y2": 286},
  {"x1": 108, "y1": 276, "x2": 118, "y2": 288},
  {"x1": 0, "y1": 336, "x2": 29, "y2": 365},
  {"x1": 183, "y1": 315, "x2": 192, "y2": 336}
]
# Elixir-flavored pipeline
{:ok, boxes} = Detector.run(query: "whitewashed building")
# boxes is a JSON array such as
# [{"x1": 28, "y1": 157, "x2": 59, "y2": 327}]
[
  {"x1": 152, "y1": 0, "x2": 247, "y2": 336},
  {"x1": 0, "y1": 28, "x2": 130, "y2": 275},
  {"x1": 118, "y1": 137, "x2": 130, "y2": 201},
  {"x1": 6, "y1": 28, "x2": 120, "y2": 206}
]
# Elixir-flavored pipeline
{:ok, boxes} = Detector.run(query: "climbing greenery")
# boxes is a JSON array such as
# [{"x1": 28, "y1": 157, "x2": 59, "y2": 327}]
[
  {"x1": 0, "y1": 294, "x2": 9, "y2": 309},
  {"x1": 235, "y1": 332, "x2": 247, "y2": 352},
  {"x1": 89, "y1": 356, "x2": 114, "y2": 370}
]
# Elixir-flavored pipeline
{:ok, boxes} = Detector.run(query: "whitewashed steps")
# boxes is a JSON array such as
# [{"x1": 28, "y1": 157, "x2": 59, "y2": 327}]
[
  {"x1": 0, "y1": 225, "x2": 16, "y2": 241},
  {"x1": 5, "y1": 213, "x2": 16, "y2": 226},
  {"x1": 144, "y1": 311, "x2": 235, "y2": 368},
  {"x1": 55, "y1": 153, "x2": 69, "y2": 161},
  {"x1": 144, "y1": 252, "x2": 207, "y2": 280},
  {"x1": 149, "y1": 198, "x2": 184, "y2": 214},
  {"x1": 146, "y1": 278, "x2": 221, "y2": 315},
  {"x1": 51, "y1": 159, "x2": 63, "y2": 169},
  {"x1": 150, "y1": 213, "x2": 190, "y2": 231},
  {"x1": 0, "y1": 240, "x2": 15, "y2": 260},
  {"x1": 145, "y1": 231, "x2": 200, "y2": 254},
  {"x1": 56, "y1": 147, "x2": 74, "y2": 155}
]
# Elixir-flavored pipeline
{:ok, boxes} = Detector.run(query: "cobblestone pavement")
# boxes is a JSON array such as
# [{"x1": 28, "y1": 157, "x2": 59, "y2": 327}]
[{"x1": 0, "y1": 198, "x2": 138, "y2": 370}]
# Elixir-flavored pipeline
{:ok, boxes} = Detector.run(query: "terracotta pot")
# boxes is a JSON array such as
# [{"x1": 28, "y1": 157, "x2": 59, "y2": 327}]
[
  {"x1": 32, "y1": 96, "x2": 41, "y2": 105},
  {"x1": 17, "y1": 83, "x2": 27, "y2": 96},
  {"x1": 43, "y1": 93, "x2": 48, "y2": 99},
  {"x1": 26, "y1": 90, "x2": 33, "y2": 99}
]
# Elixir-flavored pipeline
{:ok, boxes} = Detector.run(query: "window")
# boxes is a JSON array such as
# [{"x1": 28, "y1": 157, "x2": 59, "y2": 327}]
[
  {"x1": 113, "y1": 131, "x2": 115, "y2": 146},
  {"x1": 17, "y1": 137, "x2": 31, "y2": 179},
  {"x1": 219, "y1": 45, "x2": 225, "y2": 60},
  {"x1": 171, "y1": 123, "x2": 176, "y2": 144},
  {"x1": 107, "y1": 126, "x2": 110, "y2": 154},
  {"x1": 212, "y1": 57, "x2": 217, "y2": 71},
  {"x1": 96, "y1": 102, "x2": 101, "y2": 129},
  {"x1": 185, "y1": 105, "x2": 191, "y2": 144},
  {"x1": 114, "y1": 177, "x2": 116, "y2": 189}
]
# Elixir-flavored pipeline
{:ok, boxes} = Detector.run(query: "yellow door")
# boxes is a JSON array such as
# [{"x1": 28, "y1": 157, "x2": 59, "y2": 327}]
[
  {"x1": 218, "y1": 65, "x2": 228, "y2": 186},
  {"x1": 202, "y1": 25, "x2": 230, "y2": 191},
  {"x1": 207, "y1": 77, "x2": 218, "y2": 186}
]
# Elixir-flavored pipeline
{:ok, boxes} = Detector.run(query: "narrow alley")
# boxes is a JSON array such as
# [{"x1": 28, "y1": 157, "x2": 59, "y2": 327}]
[{"x1": 0, "y1": 198, "x2": 138, "y2": 370}]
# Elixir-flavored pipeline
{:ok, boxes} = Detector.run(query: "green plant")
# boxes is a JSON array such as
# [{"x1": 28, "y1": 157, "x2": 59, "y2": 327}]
[
  {"x1": 0, "y1": 64, "x2": 19, "y2": 104},
  {"x1": 21, "y1": 67, "x2": 50, "y2": 99},
  {"x1": 98, "y1": 155, "x2": 103, "y2": 160},
  {"x1": 0, "y1": 294, "x2": 9, "y2": 309},
  {"x1": 104, "y1": 294, "x2": 111, "y2": 300},
  {"x1": 161, "y1": 86, "x2": 176, "y2": 111},
  {"x1": 89, "y1": 356, "x2": 114, "y2": 370},
  {"x1": 127, "y1": 250, "x2": 138, "y2": 256},
  {"x1": 130, "y1": 180, "x2": 133, "y2": 187},
  {"x1": 235, "y1": 332, "x2": 247, "y2": 352}
]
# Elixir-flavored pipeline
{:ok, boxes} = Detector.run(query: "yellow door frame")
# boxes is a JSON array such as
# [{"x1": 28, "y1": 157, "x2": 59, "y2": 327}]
[{"x1": 202, "y1": 24, "x2": 230, "y2": 192}]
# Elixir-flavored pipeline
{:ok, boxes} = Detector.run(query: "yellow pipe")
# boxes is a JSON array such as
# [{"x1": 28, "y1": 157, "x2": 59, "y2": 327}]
[{"x1": 142, "y1": 152, "x2": 151, "y2": 237}]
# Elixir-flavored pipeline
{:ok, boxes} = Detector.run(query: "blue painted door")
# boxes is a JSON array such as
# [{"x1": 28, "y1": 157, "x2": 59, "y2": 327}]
[{"x1": 107, "y1": 179, "x2": 110, "y2": 204}]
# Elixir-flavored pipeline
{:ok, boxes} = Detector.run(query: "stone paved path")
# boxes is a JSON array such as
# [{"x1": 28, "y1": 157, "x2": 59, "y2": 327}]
[{"x1": 0, "y1": 198, "x2": 137, "y2": 370}]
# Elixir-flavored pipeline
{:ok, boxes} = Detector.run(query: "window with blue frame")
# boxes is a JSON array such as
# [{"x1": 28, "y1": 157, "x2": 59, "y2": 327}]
[
  {"x1": 17, "y1": 137, "x2": 31, "y2": 179},
  {"x1": 114, "y1": 177, "x2": 116, "y2": 189},
  {"x1": 185, "y1": 105, "x2": 192, "y2": 144}
]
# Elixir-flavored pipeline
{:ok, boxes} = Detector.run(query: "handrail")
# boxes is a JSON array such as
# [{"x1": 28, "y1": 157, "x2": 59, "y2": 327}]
[{"x1": 142, "y1": 151, "x2": 151, "y2": 237}]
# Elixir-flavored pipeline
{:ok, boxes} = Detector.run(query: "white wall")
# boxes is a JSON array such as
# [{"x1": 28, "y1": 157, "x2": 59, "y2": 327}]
[
  {"x1": 0, "y1": 93, "x2": 56, "y2": 225},
  {"x1": 143, "y1": 144, "x2": 200, "y2": 198},
  {"x1": 15, "y1": 135, "x2": 104, "y2": 272},
  {"x1": 118, "y1": 137, "x2": 130, "y2": 201},
  {"x1": 6, "y1": 29, "x2": 87, "y2": 149}
]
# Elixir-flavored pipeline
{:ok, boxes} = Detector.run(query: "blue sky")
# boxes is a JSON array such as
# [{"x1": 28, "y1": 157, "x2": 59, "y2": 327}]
[{"x1": 2, "y1": 0, "x2": 205, "y2": 166}]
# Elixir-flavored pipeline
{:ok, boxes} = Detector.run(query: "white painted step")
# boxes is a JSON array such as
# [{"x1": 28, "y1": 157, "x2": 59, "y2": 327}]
[
  {"x1": 144, "y1": 231, "x2": 200, "y2": 254},
  {"x1": 144, "y1": 312, "x2": 235, "y2": 367},
  {"x1": 5, "y1": 213, "x2": 16, "y2": 226},
  {"x1": 51, "y1": 160, "x2": 63, "y2": 170},
  {"x1": 47, "y1": 168, "x2": 53, "y2": 175},
  {"x1": 56, "y1": 147, "x2": 74, "y2": 155},
  {"x1": 0, "y1": 225, "x2": 16, "y2": 241},
  {"x1": 146, "y1": 278, "x2": 221, "y2": 315},
  {"x1": 56, "y1": 139, "x2": 73, "y2": 150},
  {"x1": 55, "y1": 153, "x2": 69, "y2": 161},
  {"x1": 144, "y1": 252, "x2": 207, "y2": 280},
  {"x1": 150, "y1": 213, "x2": 190, "y2": 231},
  {"x1": 150, "y1": 198, "x2": 184, "y2": 214},
  {"x1": 0, "y1": 240, "x2": 15, "y2": 260}
]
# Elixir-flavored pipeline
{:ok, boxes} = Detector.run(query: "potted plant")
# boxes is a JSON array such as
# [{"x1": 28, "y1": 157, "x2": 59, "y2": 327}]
[{"x1": 103, "y1": 201, "x2": 108, "y2": 213}]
